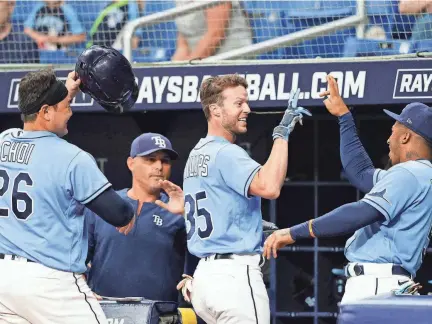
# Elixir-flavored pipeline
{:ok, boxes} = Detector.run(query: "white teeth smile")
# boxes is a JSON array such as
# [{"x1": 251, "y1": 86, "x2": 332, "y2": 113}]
[{"x1": 239, "y1": 118, "x2": 247, "y2": 121}]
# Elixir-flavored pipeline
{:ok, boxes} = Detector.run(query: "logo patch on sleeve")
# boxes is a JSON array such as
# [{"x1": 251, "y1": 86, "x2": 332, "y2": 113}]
[{"x1": 367, "y1": 189, "x2": 391, "y2": 205}]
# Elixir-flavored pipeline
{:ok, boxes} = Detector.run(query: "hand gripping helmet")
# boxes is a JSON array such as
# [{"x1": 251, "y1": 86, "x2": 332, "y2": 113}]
[{"x1": 75, "y1": 45, "x2": 139, "y2": 114}]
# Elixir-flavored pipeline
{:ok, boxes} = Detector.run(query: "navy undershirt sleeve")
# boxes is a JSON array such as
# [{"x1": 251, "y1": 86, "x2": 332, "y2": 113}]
[
  {"x1": 339, "y1": 112, "x2": 375, "y2": 193},
  {"x1": 184, "y1": 250, "x2": 200, "y2": 276},
  {"x1": 85, "y1": 188, "x2": 134, "y2": 227},
  {"x1": 290, "y1": 201, "x2": 384, "y2": 240}
]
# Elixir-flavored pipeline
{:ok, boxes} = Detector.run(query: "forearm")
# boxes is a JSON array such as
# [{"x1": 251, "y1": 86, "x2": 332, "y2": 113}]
[
  {"x1": 339, "y1": 112, "x2": 375, "y2": 192},
  {"x1": 399, "y1": 0, "x2": 428, "y2": 14},
  {"x1": 256, "y1": 138, "x2": 288, "y2": 195},
  {"x1": 24, "y1": 28, "x2": 44, "y2": 41},
  {"x1": 290, "y1": 201, "x2": 384, "y2": 240},
  {"x1": 55, "y1": 33, "x2": 86, "y2": 45}
]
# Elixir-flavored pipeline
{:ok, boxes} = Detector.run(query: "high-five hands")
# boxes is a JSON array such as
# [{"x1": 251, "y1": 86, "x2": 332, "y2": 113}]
[
  {"x1": 273, "y1": 89, "x2": 312, "y2": 141},
  {"x1": 155, "y1": 180, "x2": 185, "y2": 216},
  {"x1": 319, "y1": 75, "x2": 350, "y2": 117}
]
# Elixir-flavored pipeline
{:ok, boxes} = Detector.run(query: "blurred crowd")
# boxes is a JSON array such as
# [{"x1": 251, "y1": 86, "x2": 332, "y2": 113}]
[
  {"x1": 0, "y1": 0, "x2": 253, "y2": 64},
  {"x1": 0, "y1": 0, "x2": 431, "y2": 64}
]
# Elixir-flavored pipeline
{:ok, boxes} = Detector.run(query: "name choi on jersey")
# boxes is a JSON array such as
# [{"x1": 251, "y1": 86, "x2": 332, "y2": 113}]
[
  {"x1": 0, "y1": 141, "x2": 35, "y2": 164},
  {"x1": 184, "y1": 154, "x2": 210, "y2": 179}
]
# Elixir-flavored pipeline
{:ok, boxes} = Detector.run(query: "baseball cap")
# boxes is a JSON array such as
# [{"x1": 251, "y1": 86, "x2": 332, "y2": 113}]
[
  {"x1": 384, "y1": 102, "x2": 432, "y2": 145},
  {"x1": 130, "y1": 133, "x2": 178, "y2": 160}
]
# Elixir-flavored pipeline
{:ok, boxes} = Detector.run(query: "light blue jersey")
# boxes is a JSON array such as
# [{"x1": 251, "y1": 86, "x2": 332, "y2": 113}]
[
  {"x1": 0, "y1": 129, "x2": 111, "y2": 273},
  {"x1": 183, "y1": 136, "x2": 263, "y2": 258},
  {"x1": 345, "y1": 160, "x2": 432, "y2": 276}
]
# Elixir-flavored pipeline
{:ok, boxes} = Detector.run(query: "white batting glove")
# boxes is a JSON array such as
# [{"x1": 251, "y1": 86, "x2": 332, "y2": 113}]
[
  {"x1": 392, "y1": 280, "x2": 422, "y2": 295},
  {"x1": 176, "y1": 274, "x2": 193, "y2": 303}
]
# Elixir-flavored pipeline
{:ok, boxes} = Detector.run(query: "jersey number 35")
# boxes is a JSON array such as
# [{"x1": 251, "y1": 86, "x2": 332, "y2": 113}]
[{"x1": 185, "y1": 191, "x2": 213, "y2": 240}]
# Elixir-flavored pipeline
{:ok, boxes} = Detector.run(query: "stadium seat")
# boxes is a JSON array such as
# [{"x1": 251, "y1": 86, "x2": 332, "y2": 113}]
[
  {"x1": 342, "y1": 37, "x2": 414, "y2": 57},
  {"x1": 38, "y1": 49, "x2": 85, "y2": 65},
  {"x1": 139, "y1": 0, "x2": 177, "y2": 59},
  {"x1": 413, "y1": 40, "x2": 432, "y2": 53},
  {"x1": 131, "y1": 47, "x2": 174, "y2": 63},
  {"x1": 302, "y1": 29, "x2": 356, "y2": 58},
  {"x1": 144, "y1": 0, "x2": 176, "y2": 13},
  {"x1": 364, "y1": 0, "x2": 395, "y2": 39},
  {"x1": 283, "y1": 0, "x2": 356, "y2": 19},
  {"x1": 69, "y1": 1, "x2": 109, "y2": 33},
  {"x1": 390, "y1": 1, "x2": 417, "y2": 40},
  {"x1": 277, "y1": 1, "x2": 357, "y2": 58},
  {"x1": 241, "y1": 3, "x2": 292, "y2": 60},
  {"x1": 12, "y1": 0, "x2": 41, "y2": 23}
]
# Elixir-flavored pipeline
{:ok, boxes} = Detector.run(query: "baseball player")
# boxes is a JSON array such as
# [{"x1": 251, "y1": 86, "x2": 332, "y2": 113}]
[
  {"x1": 171, "y1": 74, "x2": 311, "y2": 324},
  {"x1": 0, "y1": 68, "x2": 136, "y2": 324},
  {"x1": 264, "y1": 75, "x2": 432, "y2": 304}
]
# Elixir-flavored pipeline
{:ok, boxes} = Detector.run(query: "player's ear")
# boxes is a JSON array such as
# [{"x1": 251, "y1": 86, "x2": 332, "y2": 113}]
[
  {"x1": 401, "y1": 131, "x2": 411, "y2": 144},
  {"x1": 39, "y1": 104, "x2": 51, "y2": 121},
  {"x1": 209, "y1": 103, "x2": 221, "y2": 118},
  {"x1": 126, "y1": 157, "x2": 134, "y2": 172}
]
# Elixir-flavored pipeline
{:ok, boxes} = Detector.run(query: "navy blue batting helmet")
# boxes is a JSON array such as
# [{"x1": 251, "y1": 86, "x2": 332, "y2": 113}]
[{"x1": 75, "y1": 45, "x2": 138, "y2": 114}]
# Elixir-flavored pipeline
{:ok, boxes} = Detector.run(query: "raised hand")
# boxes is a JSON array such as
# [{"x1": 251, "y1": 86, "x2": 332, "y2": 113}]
[
  {"x1": 65, "y1": 71, "x2": 81, "y2": 99},
  {"x1": 319, "y1": 75, "x2": 350, "y2": 117},
  {"x1": 155, "y1": 180, "x2": 185, "y2": 216},
  {"x1": 272, "y1": 89, "x2": 312, "y2": 141}
]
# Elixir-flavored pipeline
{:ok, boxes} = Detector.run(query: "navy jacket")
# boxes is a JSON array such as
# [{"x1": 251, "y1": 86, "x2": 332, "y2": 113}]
[{"x1": 86, "y1": 188, "x2": 187, "y2": 302}]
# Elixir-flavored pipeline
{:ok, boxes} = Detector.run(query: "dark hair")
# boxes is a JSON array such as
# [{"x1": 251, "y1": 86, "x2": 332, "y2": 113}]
[
  {"x1": 18, "y1": 68, "x2": 57, "y2": 121},
  {"x1": 199, "y1": 74, "x2": 248, "y2": 120}
]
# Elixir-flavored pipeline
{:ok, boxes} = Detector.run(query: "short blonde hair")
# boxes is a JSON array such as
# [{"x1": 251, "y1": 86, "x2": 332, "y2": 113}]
[{"x1": 200, "y1": 74, "x2": 248, "y2": 120}]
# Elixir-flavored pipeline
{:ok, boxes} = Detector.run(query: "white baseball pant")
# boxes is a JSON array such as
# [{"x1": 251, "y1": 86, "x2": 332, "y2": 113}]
[
  {"x1": 341, "y1": 263, "x2": 414, "y2": 304},
  {"x1": 191, "y1": 254, "x2": 270, "y2": 324},
  {"x1": 0, "y1": 256, "x2": 107, "y2": 324}
]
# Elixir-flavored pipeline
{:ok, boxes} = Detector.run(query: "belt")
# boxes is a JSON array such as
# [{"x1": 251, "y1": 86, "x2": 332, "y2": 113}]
[
  {"x1": 204, "y1": 253, "x2": 234, "y2": 261},
  {"x1": 0, "y1": 253, "x2": 35, "y2": 263},
  {"x1": 344, "y1": 263, "x2": 411, "y2": 278},
  {"x1": 204, "y1": 253, "x2": 266, "y2": 267}
]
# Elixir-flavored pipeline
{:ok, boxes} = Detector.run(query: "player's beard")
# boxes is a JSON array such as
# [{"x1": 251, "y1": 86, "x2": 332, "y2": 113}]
[{"x1": 221, "y1": 112, "x2": 245, "y2": 136}]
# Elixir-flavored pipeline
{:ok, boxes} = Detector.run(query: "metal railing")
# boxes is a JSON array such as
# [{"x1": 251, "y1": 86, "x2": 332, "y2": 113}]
[
  {"x1": 203, "y1": 10, "x2": 367, "y2": 61},
  {"x1": 122, "y1": 0, "x2": 368, "y2": 63},
  {"x1": 122, "y1": 0, "x2": 230, "y2": 62}
]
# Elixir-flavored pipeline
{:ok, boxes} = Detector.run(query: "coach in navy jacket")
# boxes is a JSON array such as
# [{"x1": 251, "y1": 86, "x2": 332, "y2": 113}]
[{"x1": 85, "y1": 133, "x2": 196, "y2": 302}]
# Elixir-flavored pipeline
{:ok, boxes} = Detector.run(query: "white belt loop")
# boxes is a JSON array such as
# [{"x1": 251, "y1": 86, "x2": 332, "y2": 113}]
[{"x1": 3, "y1": 254, "x2": 12, "y2": 261}]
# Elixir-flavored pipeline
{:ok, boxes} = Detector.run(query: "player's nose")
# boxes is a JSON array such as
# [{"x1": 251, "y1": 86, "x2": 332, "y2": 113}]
[
  {"x1": 153, "y1": 159, "x2": 163, "y2": 169},
  {"x1": 243, "y1": 103, "x2": 251, "y2": 114}
]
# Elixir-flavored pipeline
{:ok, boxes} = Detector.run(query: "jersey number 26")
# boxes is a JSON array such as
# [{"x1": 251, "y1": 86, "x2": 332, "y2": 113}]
[
  {"x1": 185, "y1": 191, "x2": 213, "y2": 240},
  {"x1": 0, "y1": 169, "x2": 33, "y2": 220}
]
